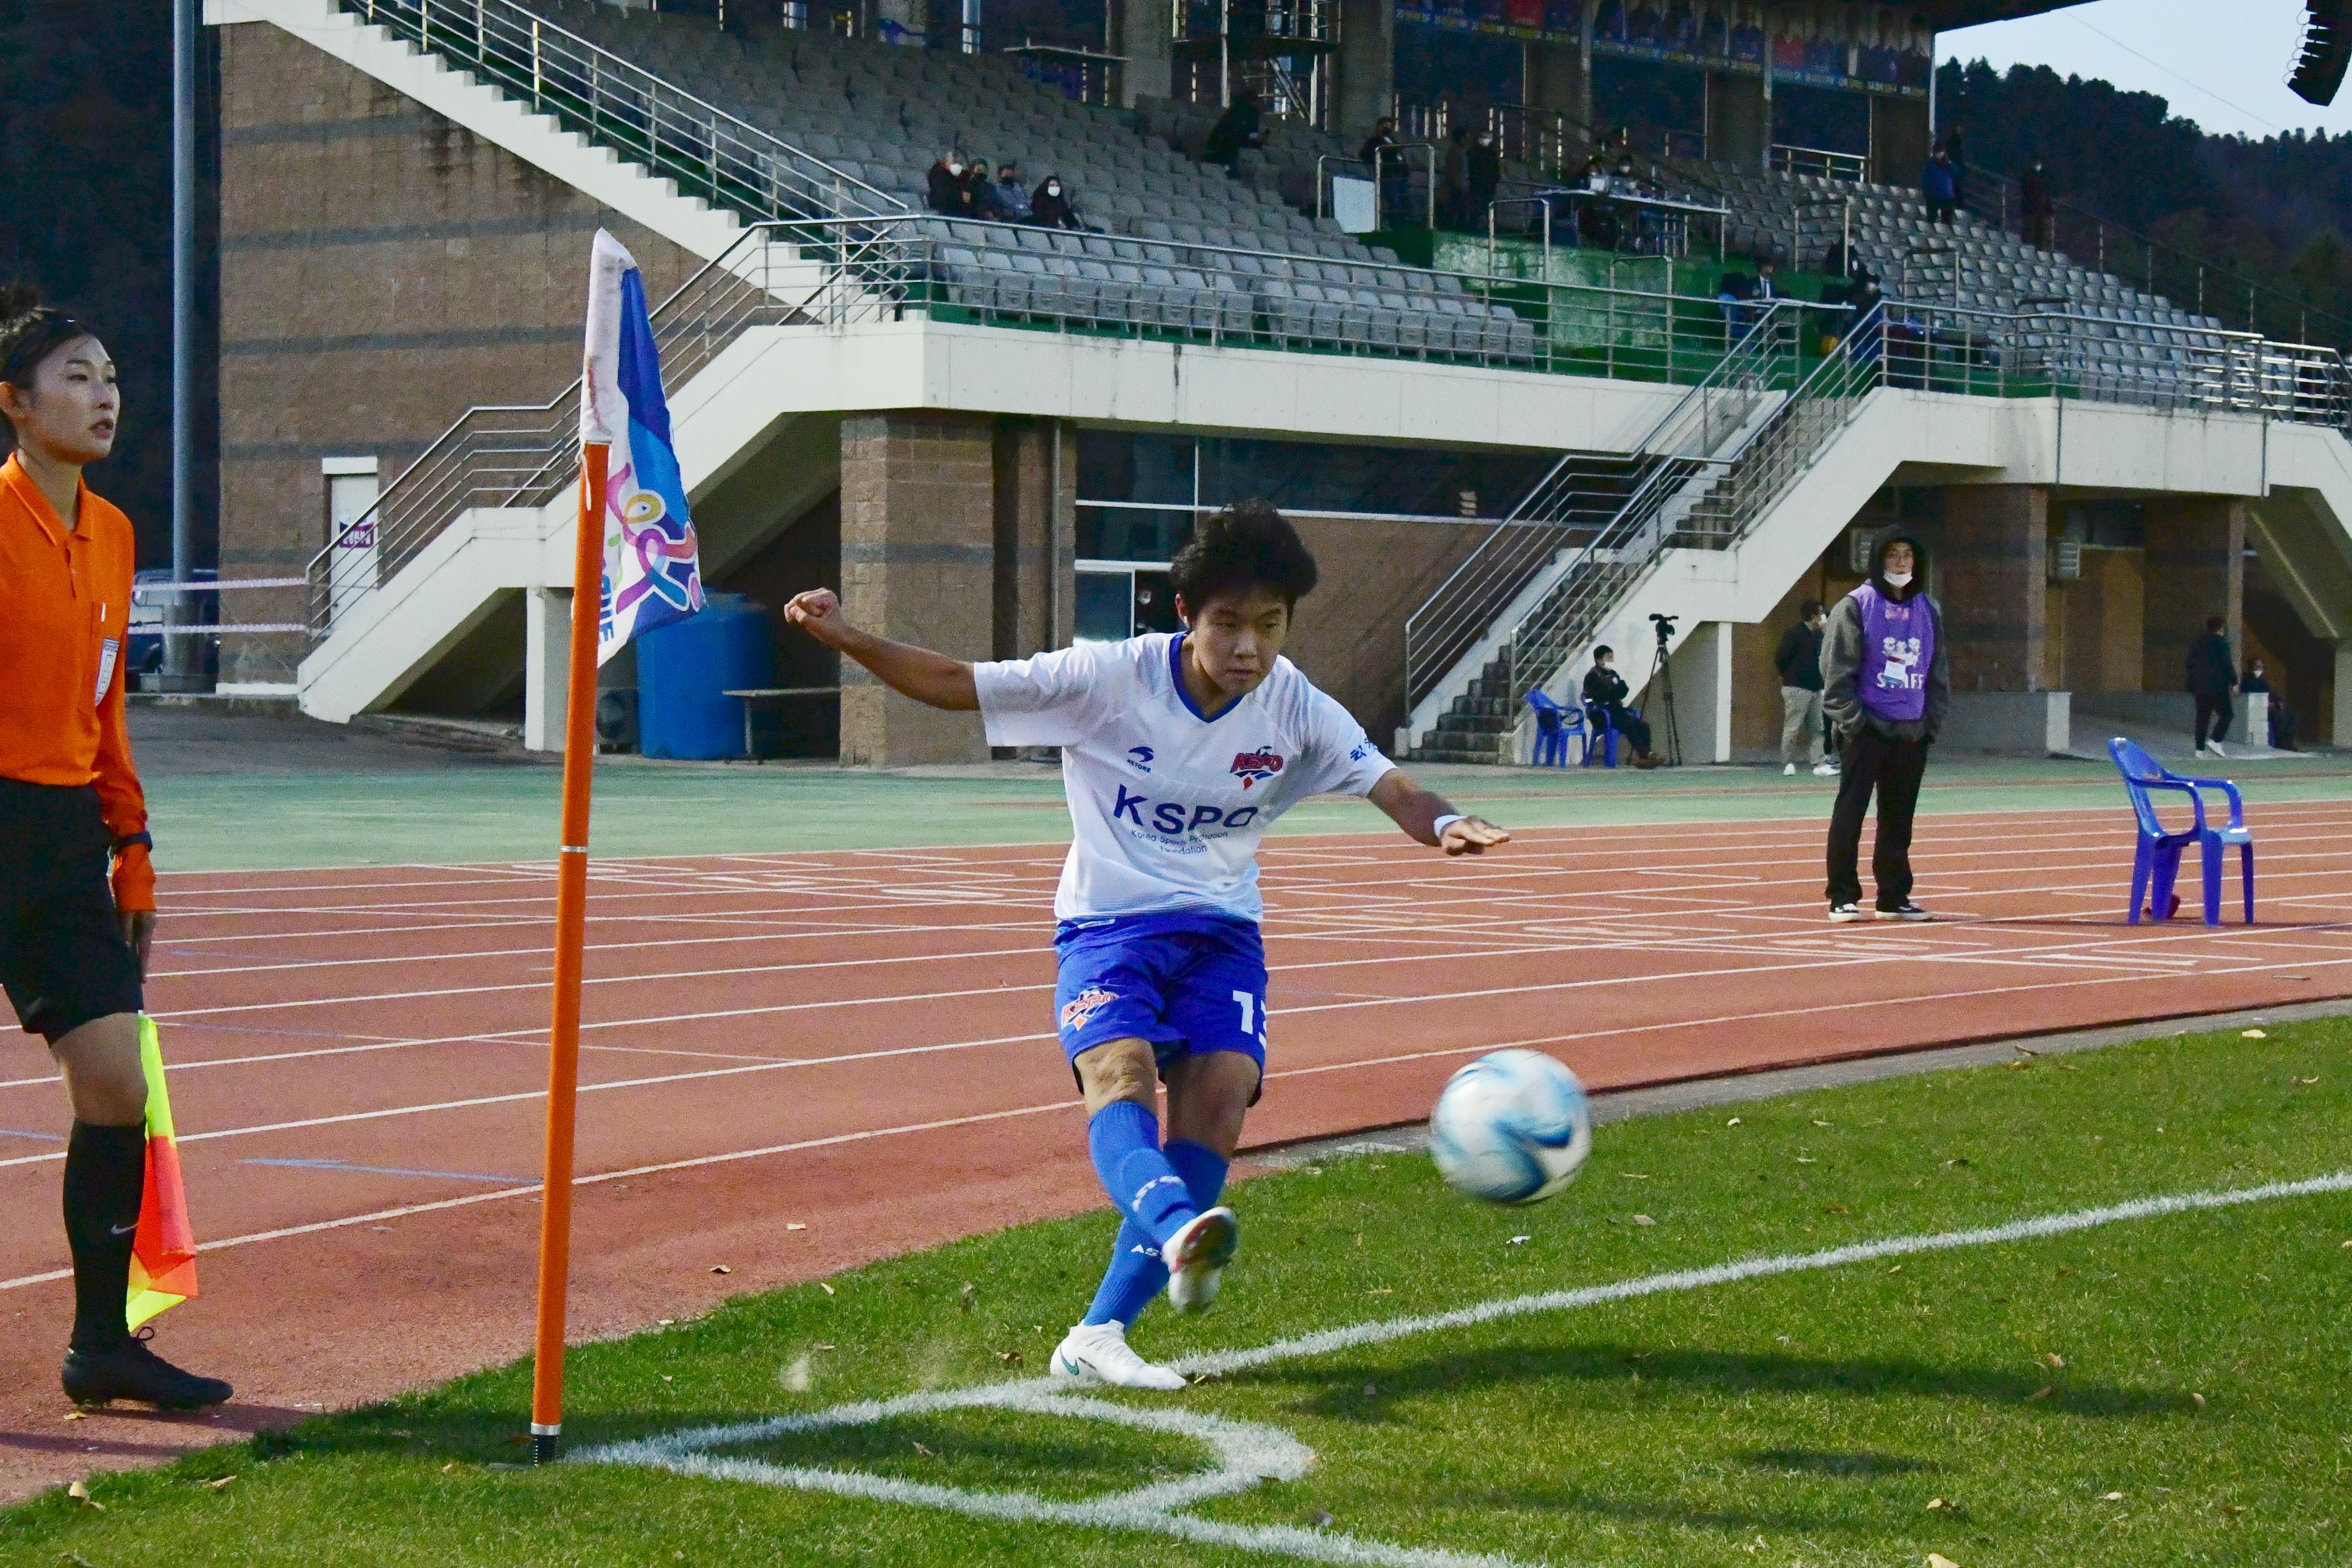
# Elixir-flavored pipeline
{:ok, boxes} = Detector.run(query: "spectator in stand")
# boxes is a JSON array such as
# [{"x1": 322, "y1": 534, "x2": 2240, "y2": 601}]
[
  {"x1": 1441, "y1": 125, "x2": 1472, "y2": 228},
  {"x1": 2021, "y1": 155, "x2": 2054, "y2": 248},
  {"x1": 1465, "y1": 129, "x2": 1502, "y2": 226},
  {"x1": 1775, "y1": 597, "x2": 1835, "y2": 777},
  {"x1": 1943, "y1": 126, "x2": 1967, "y2": 211},
  {"x1": 1754, "y1": 253, "x2": 1780, "y2": 304},
  {"x1": 1922, "y1": 145, "x2": 1957, "y2": 225},
  {"x1": 2242, "y1": 658, "x2": 2296, "y2": 750},
  {"x1": 1715, "y1": 267, "x2": 1756, "y2": 335},
  {"x1": 1360, "y1": 117, "x2": 1412, "y2": 227},
  {"x1": 1821, "y1": 534, "x2": 1949, "y2": 921},
  {"x1": 928, "y1": 152, "x2": 975, "y2": 217},
  {"x1": 1203, "y1": 92, "x2": 1265, "y2": 169},
  {"x1": 1581, "y1": 645, "x2": 1663, "y2": 769},
  {"x1": 979, "y1": 161, "x2": 1031, "y2": 223},
  {"x1": 1031, "y1": 174, "x2": 1084, "y2": 230},
  {"x1": 2185, "y1": 614, "x2": 2238, "y2": 758}
]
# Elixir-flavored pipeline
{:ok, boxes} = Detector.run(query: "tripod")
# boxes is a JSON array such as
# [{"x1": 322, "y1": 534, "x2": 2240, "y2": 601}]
[{"x1": 1643, "y1": 623, "x2": 1683, "y2": 767}]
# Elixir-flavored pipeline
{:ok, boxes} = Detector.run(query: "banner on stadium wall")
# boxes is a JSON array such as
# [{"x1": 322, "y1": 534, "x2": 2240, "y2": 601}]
[
  {"x1": 581, "y1": 230, "x2": 705, "y2": 666},
  {"x1": 1394, "y1": 0, "x2": 1930, "y2": 98}
]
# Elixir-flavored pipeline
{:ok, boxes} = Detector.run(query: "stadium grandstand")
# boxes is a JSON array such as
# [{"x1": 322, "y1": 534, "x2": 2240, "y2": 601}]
[{"x1": 205, "y1": 0, "x2": 2352, "y2": 768}]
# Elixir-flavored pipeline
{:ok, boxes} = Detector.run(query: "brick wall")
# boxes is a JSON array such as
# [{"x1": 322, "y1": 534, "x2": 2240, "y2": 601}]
[
  {"x1": 2140, "y1": 497, "x2": 2246, "y2": 695},
  {"x1": 215, "y1": 21, "x2": 700, "y2": 684},
  {"x1": 1285, "y1": 516, "x2": 1488, "y2": 744},
  {"x1": 1934, "y1": 485, "x2": 2050, "y2": 694}
]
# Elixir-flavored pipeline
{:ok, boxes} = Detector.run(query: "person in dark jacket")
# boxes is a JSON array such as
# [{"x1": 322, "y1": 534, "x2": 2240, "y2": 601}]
[
  {"x1": 1921, "y1": 147, "x2": 1957, "y2": 225},
  {"x1": 928, "y1": 153, "x2": 974, "y2": 217},
  {"x1": 1821, "y1": 534, "x2": 1951, "y2": 920},
  {"x1": 1030, "y1": 174, "x2": 1083, "y2": 230},
  {"x1": 1942, "y1": 126, "x2": 1967, "y2": 211},
  {"x1": 2020, "y1": 155, "x2": 2054, "y2": 248},
  {"x1": 978, "y1": 162, "x2": 1032, "y2": 223},
  {"x1": 1774, "y1": 597, "x2": 1833, "y2": 776},
  {"x1": 2185, "y1": 614, "x2": 2238, "y2": 758},
  {"x1": 1203, "y1": 93, "x2": 1265, "y2": 169},
  {"x1": 1581, "y1": 645, "x2": 1663, "y2": 768},
  {"x1": 1464, "y1": 130, "x2": 1502, "y2": 226},
  {"x1": 2241, "y1": 657, "x2": 2295, "y2": 750},
  {"x1": 1360, "y1": 116, "x2": 1411, "y2": 226}
]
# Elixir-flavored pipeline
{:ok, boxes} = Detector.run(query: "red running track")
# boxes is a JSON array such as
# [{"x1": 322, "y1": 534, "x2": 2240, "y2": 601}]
[{"x1": 5, "y1": 799, "x2": 2352, "y2": 1497}]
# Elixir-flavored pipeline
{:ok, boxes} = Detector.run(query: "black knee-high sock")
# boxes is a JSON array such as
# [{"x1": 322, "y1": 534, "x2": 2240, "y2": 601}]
[{"x1": 63, "y1": 1122, "x2": 146, "y2": 1354}]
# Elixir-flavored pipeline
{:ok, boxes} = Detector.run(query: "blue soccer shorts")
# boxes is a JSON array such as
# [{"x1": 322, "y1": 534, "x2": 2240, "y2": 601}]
[{"x1": 1052, "y1": 915, "x2": 1267, "y2": 1098}]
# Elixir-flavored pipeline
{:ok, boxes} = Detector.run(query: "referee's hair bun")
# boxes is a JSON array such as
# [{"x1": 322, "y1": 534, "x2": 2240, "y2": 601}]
[{"x1": 0, "y1": 283, "x2": 42, "y2": 323}]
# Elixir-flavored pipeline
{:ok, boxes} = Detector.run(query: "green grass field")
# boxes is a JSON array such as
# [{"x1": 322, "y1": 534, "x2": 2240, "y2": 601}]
[{"x1": 6, "y1": 1021, "x2": 2349, "y2": 1568}]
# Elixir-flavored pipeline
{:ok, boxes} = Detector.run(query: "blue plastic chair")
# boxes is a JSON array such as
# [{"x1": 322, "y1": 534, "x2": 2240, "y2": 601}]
[
  {"x1": 1582, "y1": 702, "x2": 1635, "y2": 768},
  {"x1": 2107, "y1": 738, "x2": 2254, "y2": 926},
  {"x1": 1525, "y1": 691, "x2": 1585, "y2": 768}
]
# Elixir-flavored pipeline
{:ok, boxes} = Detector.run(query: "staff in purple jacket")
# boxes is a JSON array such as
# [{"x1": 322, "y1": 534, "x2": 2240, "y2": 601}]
[{"x1": 1819, "y1": 533, "x2": 1951, "y2": 922}]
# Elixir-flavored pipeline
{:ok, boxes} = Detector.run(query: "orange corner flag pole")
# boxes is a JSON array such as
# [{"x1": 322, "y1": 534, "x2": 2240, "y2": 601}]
[{"x1": 530, "y1": 443, "x2": 608, "y2": 1465}]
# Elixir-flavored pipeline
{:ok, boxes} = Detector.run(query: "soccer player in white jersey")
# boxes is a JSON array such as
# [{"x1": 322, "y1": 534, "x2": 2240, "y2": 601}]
[{"x1": 786, "y1": 501, "x2": 1508, "y2": 1389}]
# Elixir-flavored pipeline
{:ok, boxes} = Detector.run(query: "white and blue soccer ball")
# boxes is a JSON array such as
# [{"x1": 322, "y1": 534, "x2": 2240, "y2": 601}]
[{"x1": 1428, "y1": 1050, "x2": 1593, "y2": 1204}]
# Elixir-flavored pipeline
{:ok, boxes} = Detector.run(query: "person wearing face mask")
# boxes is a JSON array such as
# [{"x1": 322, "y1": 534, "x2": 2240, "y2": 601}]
[
  {"x1": 1465, "y1": 130, "x2": 1502, "y2": 227},
  {"x1": 979, "y1": 161, "x2": 1031, "y2": 223},
  {"x1": 1819, "y1": 533, "x2": 1949, "y2": 922},
  {"x1": 2240, "y1": 657, "x2": 2295, "y2": 751},
  {"x1": 1580, "y1": 645, "x2": 1663, "y2": 768},
  {"x1": 1032, "y1": 174, "x2": 1083, "y2": 230},
  {"x1": 928, "y1": 152, "x2": 974, "y2": 217}
]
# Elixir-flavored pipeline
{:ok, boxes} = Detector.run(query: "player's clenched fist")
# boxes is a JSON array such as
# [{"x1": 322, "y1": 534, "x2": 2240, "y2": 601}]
[{"x1": 784, "y1": 587, "x2": 849, "y2": 643}]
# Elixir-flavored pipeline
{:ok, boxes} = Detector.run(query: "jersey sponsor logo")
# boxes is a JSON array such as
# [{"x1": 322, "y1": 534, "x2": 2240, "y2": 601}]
[
  {"x1": 1348, "y1": 741, "x2": 1375, "y2": 762},
  {"x1": 1127, "y1": 745, "x2": 1154, "y2": 772},
  {"x1": 1109, "y1": 784, "x2": 1259, "y2": 838},
  {"x1": 1059, "y1": 986, "x2": 1119, "y2": 1033},
  {"x1": 1229, "y1": 747, "x2": 1285, "y2": 789}
]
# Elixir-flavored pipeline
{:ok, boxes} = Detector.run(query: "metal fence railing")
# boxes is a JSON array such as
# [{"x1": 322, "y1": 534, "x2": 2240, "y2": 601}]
[{"x1": 339, "y1": 0, "x2": 907, "y2": 222}]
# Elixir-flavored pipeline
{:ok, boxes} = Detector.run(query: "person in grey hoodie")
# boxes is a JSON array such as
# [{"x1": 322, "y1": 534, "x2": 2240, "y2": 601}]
[{"x1": 1820, "y1": 533, "x2": 1950, "y2": 921}]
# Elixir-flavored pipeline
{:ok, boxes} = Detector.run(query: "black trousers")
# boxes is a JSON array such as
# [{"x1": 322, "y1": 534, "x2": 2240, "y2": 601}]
[
  {"x1": 1602, "y1": 706, "x2": 1651, "y2": 756},
  {"x1": 2193, "y1": 694, "x2": 2232, "y2": 748},
  {"x1": 1825, "y1": 731, "x2": 1927, "y2": 908}
]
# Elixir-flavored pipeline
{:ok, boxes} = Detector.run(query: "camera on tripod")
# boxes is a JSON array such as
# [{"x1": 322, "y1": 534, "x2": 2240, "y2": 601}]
[{"x1": 1648, "y1": 612, "x2": 1678, "y2": 644}]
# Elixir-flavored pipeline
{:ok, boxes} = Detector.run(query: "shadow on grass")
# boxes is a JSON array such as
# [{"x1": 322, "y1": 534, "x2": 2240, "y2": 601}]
[{"x1": 1248, "y1": 1342, "x2": 2189, "y2": 1424}]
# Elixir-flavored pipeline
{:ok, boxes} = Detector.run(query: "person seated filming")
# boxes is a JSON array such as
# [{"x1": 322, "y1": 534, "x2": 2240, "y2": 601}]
[{"x1": 1580, "y1": 645, "x2": 1662, "y2": 768}]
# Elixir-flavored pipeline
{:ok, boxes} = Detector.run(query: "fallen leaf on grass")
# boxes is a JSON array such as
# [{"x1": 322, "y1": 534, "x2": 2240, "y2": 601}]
[
  {"x1": 818, "y1": 1282, "x2": 835, "y2": 1296},
  {"x1": 995, "y1": 1350, "x2": 1023, "y2": 1365},
  {"x1": 2027, "y1": 1385, "x2": 2055, "y2": 1402},
  {"x1": 1925, "y1": 1496, "x2": 1953, "y2": 1511},
  {"x1": 2012, "y1": 1045, "x2": 2039, "y2": 1057},
  {"x1": 203, "y1": 1475, "x2": 237, "y2": 1491},
  {"x1": 709, "y1": 1265, "x2": 731, "y2": 1275},
  {"x1": 1631, "y1": 1214, "x2": 1656, "y2": 1227},
  {"x1": 2243, "y1": 1029, "x2": 2268, "y2": 1039},
  {"x1": 813, "y1": 1341, "x2": 836, "y2": 1351},
  {"x1": 1812, "y1": 1119, "x2": 1832, "y2": 1127},
  {"x1": 1927, "y1": 1554, "x2": 1962, "y2": 1568},
  {"x1": 2042, "y1": 1352, "x2": 2066, "y2": 1369},
  {"x1": 441, "y1": 1462, "x2": 459, "y2": 1474},
  {"x1": 1795, "y1": 1157, "x2": 1817, "y2": 1165},
  {"x1": 911, "y1": 1442, "x2": 935, "y2": 1457},
  {"x1": 1887, "y1": 1264, "x2": 1903, "y2": 1274},
  {"x1": 958, "y1": 1283, "x2": 978, "y2": 1314},
  {"x1": 2191, "y1": 1392, "x2": 2208, "y2": 1409},
  {"x1": 1190, "y1": 1371, "x2": 1222, "y2": 1385},
  {"x1": 1824, "y1": 1202, "x2": 1850, "y2": 1214},
  {"x1": 68, "y1": 1479, "x2": 102, "y2": 1510},
  {"x1": 2102, "y1": 1491, "x2": 2125, "y2": 1501},
  {"x1": 2220, "y1": 1504, "x2": 2247, "y2": 1516},
  {"x1": 1620, "y1": 1172, "x2": 1650, "y2": 1180},
  {"x1": 1726, "y1": 1117, "x2": 1740, "y2": 1127},
  {"x1": 2294, "y1": 1077, "x2": 2319, "y2": 1086},
  {"x1": 1508, "y1": 1235, "x2": 1531, "y2": 1246}
]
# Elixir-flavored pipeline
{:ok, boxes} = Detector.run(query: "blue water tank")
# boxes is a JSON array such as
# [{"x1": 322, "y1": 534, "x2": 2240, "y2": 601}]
[{"x1": 636, "y1": 594, "x2": 776, "y2": 760}]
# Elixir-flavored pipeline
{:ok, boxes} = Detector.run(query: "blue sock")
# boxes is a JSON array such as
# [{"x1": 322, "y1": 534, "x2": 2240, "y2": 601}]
[
  {"x1": 1086, "y1": 1101, "x2": 1197, "y2": 1247},
  {"x1": 1081, "y1": 1138, "x2": 1231, "y2": 1328}
]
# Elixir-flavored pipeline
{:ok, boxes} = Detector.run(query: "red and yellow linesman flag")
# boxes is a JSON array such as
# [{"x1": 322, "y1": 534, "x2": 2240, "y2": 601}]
[{"x1": 126, "y1": 1016, "x2": 198, "y2": 1329}]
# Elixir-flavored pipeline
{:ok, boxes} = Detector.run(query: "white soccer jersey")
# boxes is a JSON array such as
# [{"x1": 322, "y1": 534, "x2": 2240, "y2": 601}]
[{"x1": 973, "y1": 634, "x2": 1396, "y2": 923}]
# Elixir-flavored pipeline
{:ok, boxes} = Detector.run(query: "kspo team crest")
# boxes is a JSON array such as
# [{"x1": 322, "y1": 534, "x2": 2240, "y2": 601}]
[
  {"x1": 1060, "y1": 987, "x2": 1119, "y2": 1033},
  {"x1": 1230, "y1": 748, "x2": 1286, "y2": 789}
]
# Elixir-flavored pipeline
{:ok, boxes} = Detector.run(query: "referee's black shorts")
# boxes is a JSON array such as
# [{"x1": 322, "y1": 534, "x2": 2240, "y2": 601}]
[{"x1": 0, "y1": 780, "x2": 144, "y2": 1045}]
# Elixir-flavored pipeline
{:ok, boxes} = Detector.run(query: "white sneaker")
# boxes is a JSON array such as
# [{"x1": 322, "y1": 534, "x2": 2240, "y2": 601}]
[
  {"x1": 2206, "y1": 740, "x2": 2227, "y2": 758},
  {"x1": 1051, "y1": 1321, "x2": 1186, "y2": 1391},
  {"x1": 1162, "y1": 1206, "x2": 1238, "y2": 1315},
  {"x1": 1812, "y1": 761, "x2": 1838, "y2": 776},
  {"x1": 1827, "y1": 902, "x2": 1865, "y2": 922},
  {"x1": 1783, "y1": 762, "x2": 1797, "y2": 776}
]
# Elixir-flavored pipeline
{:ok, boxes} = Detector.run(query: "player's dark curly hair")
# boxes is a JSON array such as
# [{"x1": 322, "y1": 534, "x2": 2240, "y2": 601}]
[
  {"x1": 1169, "y1": 499, "x2": 1319, "y2": 611},
  {"x1": 0, "y1": 283, "x2": 91, "y2": 400}
]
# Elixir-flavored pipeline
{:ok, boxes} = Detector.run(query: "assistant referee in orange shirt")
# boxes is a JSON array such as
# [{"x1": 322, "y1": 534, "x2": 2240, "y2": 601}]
[{"x1": 0, "y1": 285, "x2": 229, "y2": 1408}]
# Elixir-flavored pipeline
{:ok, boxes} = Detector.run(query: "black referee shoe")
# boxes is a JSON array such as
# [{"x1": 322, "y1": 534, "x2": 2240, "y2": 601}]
[{"x1": 63, "y1": 1329, "x2": 233, "y2": 1410}]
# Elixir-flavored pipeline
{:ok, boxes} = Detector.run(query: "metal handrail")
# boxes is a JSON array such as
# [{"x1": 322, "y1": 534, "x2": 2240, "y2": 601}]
[
  {"x1": 1402, "y1": 299, "x2": 1808, "y2": 728},
  {"x1": 1770, "y1": 143, "x2": 1868, "y2": 185},
  {"x1": 343, "y1": 0, "x2": 908, "y2": 223}
]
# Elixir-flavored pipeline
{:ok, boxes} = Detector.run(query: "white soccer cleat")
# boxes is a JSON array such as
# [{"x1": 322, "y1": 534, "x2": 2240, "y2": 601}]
[
  {"x1": 1162, "y1": 1206, "x2": 1238, "y2": 1314},
  {"x1": 1050, "y1": 1321, "x2": 1186, "y2": 1391},
  {"x1": 1783, "y1": 762, "x2": 1796, "y2": 776}
]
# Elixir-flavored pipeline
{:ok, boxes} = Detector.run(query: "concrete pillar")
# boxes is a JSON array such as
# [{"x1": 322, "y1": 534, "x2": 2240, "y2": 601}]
[
  {"x1": 1935, "y1": 485, "x2": 2050, "y2": 692},
  {"x1": 838, "y1": 412, "x2": 997, "y2": 765},
  {"x1": 993, "y1": 416, "x2": 1077, "y2": 659},
  {"x1": 1661, "y1": 620, "x2": 1734, "y2": 763},
  {"x1": 1526, "y1": 40, "x2": 1589, "y2": 166},
  {"x1": 2140, "y1": 496, "x2": 2245, "y2": 696},
  {"x1": 2334, "y1": 641, "x2": 2352, "y2": 749},
  {"x1": 1335, "y1": 0, "x2": 1394, "y2": 146},
  {"x1": 1113, "y1": 0, "x2": 1171, "y2": 105},
  {"x1": 1868, "y1": 94, "x2": 1929, "y2": 190},
  {"x1": 524, "y1": 586, "x2": 572, "y2": 754},
  {"x1": 1704, "y1": 71, "x2": 1768, "y2": 174}
]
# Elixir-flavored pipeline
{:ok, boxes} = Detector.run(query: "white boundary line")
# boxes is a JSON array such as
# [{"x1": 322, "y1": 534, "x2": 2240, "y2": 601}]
[{"x1": 581, "y1": 1168, "x2": 2352, "y2": 1568}]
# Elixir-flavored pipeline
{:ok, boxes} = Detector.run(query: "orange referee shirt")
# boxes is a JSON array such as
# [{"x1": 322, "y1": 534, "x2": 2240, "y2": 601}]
[{"x1": 0, "y1": 451, "x2": 154, "y2": 911}]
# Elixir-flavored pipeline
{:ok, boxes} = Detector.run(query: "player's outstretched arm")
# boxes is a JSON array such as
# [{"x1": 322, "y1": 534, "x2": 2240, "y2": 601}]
[
  {"x1": 785, "y1": 588, "x2": 979, "y2": 711},
  {"x1": 1368, "y1": 770, "x2": 1510, "y2": 856}
]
